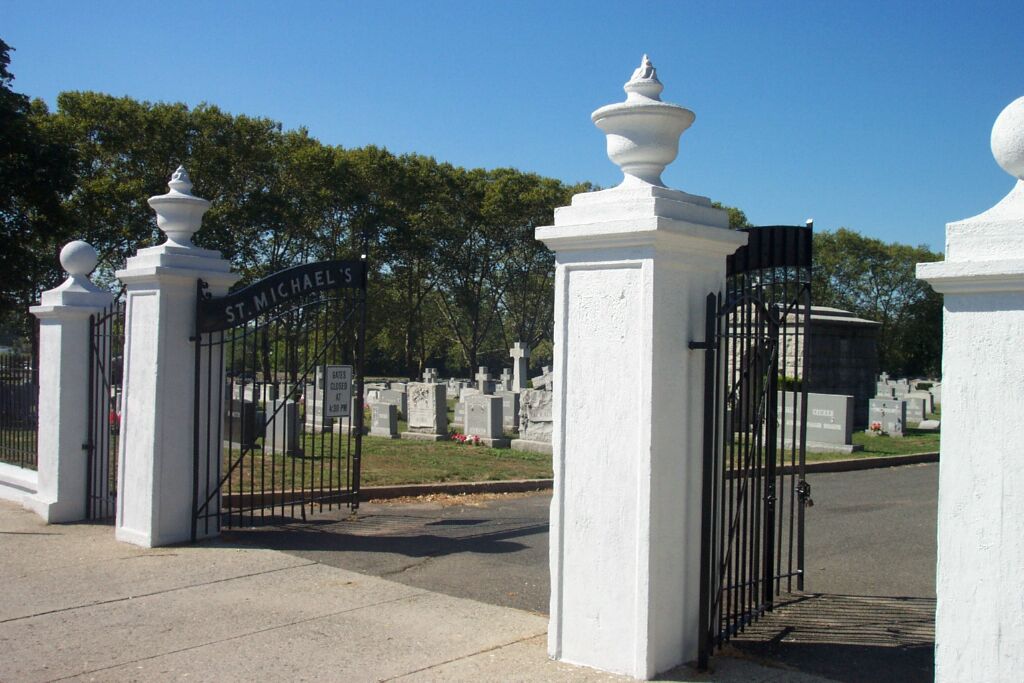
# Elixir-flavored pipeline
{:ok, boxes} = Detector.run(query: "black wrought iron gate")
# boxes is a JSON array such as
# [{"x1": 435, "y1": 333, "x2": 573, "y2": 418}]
[
  {"x1": 86, "y1": 296, "x2": 125, "y2": 520},
  {"x1": 693, "y1": 225, "x2": 813, "y2": 668},
  {"x1": 191, "y1": 258, "x2": 368, "y2": 539}
]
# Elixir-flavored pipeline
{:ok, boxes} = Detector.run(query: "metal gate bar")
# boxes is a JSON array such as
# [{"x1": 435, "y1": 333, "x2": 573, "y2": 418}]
[
  {"x1": 86, "y1": 297, "x2": 125, "y2": 520},
  {"x1": 192, "y1": 259, "x2": 367, "y2": 539},
  {"x1": 696, "y1": 225, "x2": 812, "y2": 668}
]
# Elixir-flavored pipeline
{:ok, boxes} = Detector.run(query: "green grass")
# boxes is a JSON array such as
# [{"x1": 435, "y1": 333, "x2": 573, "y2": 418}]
[
  {"x1": 804, "y1": 426, "x2": 940, "y2": 463},
  {"x1": 220, "y1": 424, "x2": 551, "y2": 493},
  {"x1": 360, "y1": 436, "x2": 551, "y2": 485}
]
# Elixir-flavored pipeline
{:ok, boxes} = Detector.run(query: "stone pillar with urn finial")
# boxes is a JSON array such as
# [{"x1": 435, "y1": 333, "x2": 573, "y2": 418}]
[
  {"x1": 537, "y1": 56, "x2": 747, "y2": 679},
  {"x1": 917, "y1": 96, "x2": 1024, "y2": 683},
  {"x1": 114, "y1": 167, "x2": 239, "y2": 547}
]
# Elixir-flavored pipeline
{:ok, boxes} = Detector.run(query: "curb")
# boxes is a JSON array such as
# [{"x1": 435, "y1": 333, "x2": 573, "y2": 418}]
[
  {"x1": 361, "y1": 478, "x2": 553, "y2": 501},
  {"x1": 799, "y1": 451, "x2": 938, "y2": 474},
  {"x1": 358, "y1": 453, "x2": 940, "y2": 501}
]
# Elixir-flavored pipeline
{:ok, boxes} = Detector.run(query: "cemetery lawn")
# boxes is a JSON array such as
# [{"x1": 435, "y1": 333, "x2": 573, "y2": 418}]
[
  {"x1": 804, "y1": 428, "x2": 940, "y2": 463},
  {"x1": 359, "y1": 436, "x2": 552, "y2": 486}
]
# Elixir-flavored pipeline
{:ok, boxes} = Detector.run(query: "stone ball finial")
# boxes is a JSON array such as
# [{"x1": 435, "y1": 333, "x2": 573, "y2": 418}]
[
  {"x1": 992, "y1": 95, "x2": 1024, "y2": 180},
  {"x1": 59, "y1": 240, "x2": 98, "y2": 277}
]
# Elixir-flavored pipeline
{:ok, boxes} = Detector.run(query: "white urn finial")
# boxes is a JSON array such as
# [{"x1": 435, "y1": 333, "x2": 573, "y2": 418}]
[
  {"x1": 147, "y1": 165, "x2": 211, "y2": 248},
  {"x1": 992, "y1": 96, "x2": 1024, "y2": 181},
  {"x1": 592, "y1": 55, "x2": 695, "y2": 187}
]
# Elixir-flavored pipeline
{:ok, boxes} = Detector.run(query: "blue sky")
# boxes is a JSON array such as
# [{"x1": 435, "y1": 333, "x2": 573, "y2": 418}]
[{"x1": 5, "y1": 1, "x2": 1024, "y2": 252}]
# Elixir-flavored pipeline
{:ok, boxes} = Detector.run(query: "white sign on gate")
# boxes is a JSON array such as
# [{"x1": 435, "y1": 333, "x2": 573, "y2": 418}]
[{"x1": 322, "y1": 365, "x2": 353, "y2": 417}]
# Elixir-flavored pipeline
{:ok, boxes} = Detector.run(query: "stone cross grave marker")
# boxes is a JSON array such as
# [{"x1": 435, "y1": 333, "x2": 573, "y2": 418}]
[
  {"x1": 510, "y1": 342, "x2": 530, "y2": 393},
  {"x1": 499, "y1": 368, "x2": 513, "y2": 392},
  {"x1": 475, "y1": 366, "x2": 492, "y2": 394}
]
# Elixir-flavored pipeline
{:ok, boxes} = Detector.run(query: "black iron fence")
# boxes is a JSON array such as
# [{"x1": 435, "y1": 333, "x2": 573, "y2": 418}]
[{"x1": 0, "y1": 352, "x2": 38, "y2": 469}]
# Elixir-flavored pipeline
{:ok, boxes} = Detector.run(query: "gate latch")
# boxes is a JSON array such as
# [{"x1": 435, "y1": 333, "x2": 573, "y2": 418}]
[{"x1": 797, "y1": 480, "x2": 814, "y2": 508}]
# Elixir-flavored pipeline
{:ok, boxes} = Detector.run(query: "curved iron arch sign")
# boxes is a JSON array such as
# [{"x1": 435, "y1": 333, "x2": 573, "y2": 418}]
[{"x1": 197, "y1": 259, "x2": 366, "y2": 333}]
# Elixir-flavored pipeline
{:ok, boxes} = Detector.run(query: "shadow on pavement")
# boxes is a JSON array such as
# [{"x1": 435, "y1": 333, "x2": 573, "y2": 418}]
[
  {"x1": 723, "y1": 593, "x2": 935, "y2": 683},
  {"x1": 218, "y1": 511, "x2": 548, "y2": 559}
]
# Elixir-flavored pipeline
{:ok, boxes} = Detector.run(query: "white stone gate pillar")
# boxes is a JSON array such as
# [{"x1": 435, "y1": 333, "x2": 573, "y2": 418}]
[
  {"x1": 917, "y1": 97, "x2": 1024, "y2": 682},
  {"x1": 25, "y1": 242, "x2": 113, "y2": 522},
  {"x1": 114, "y1": 167, "x2": 238, "y2": 548},
  {"x1": 537, "y1": 57, "x2": 747, "y2": 679}
]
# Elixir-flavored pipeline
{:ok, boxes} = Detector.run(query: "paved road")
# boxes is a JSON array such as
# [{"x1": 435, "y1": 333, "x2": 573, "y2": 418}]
[{"x1": 225, "y1": 463, "x2": 939, "y2": 615}]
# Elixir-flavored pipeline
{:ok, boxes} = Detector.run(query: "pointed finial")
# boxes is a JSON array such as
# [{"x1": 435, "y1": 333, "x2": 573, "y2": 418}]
[
  {"x1": 167, "y1": 165, "x2": 194, "y2": 195},
  {"x1": 630, "y1": 54, "x2": 660, "y2": 83}
]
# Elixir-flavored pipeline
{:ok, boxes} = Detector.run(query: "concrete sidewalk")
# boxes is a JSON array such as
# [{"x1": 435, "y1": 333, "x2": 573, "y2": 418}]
[{"x1": 0, "y1": 500, "x2": 831, "y2": 682}]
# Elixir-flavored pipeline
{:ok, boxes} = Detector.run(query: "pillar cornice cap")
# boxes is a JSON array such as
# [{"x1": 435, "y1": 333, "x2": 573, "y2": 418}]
[
  {"x1": 536, "y1": 184, "x2": 744, "y2": 256},
  {"x1": 917, "y1": 258, "x2": 1024, "y2": 294},
  {"x1": 117, "y1": 243, "x2": 238, "y2": 291}
]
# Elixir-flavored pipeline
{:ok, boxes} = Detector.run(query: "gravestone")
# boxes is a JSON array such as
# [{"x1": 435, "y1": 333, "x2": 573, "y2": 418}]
[
  {"x1": 422, "y1": 368, "x2": 439, "y2": 384},
  {"x1": 777, "y1": 392, "x2": 859, "y2": 453},
  {"x1": 532, "y1": 366, "x2": 553, "y2": 391},
  {"x1": 499, "y1": 368, "x2": 513, "y2": 392},
  {"x1": 332, "y1": 397, "x2": 365, "y2": 436},
  {"x1": 892, "y1": 379, "x2": 911, "y2": 398},
  {"x1": 904, "y1": 396, "x2": 927, "y2": 423},
  {"x1": 378, "y1": 389, "x2": 407, "y2": 419},
  {"x1": 224, "y1": 399, "x2": 260, "y2": 449},
  {"x1": 266, "y1": 399, "x2": 302, "y2": 456},
  {"x1": 369, "y1": 402, "x2": 399, "y2": 439},
  {"x1": 401, "y1": 382, "x2": 448, "y2": 441},
  {"x1": 495, "y1": 389, "x2": 521, "y2": 431},
  {"x1": 303, "y1": 385, "x2": 333, "y2": 433},
  {"x1": 876, "y1": 382, "x2": 896, "y2": 398},
  {"x1": 510, "y1": 341, "x2": 530, "y2": 393},
  {"x1": 391, "y1": 382, "x2": 407, "y2": 394},
  {"x1": 511, "y1": 388, "x2": 553, "y2": 454},
  {"x1": 475, "y1": 367, "x2": 493, "y2": 394},
  {"x1": 908, "y1": 390, "x2": 934, "y2": 415},
  {"x1": 868, "y1": 398, "x2": 906, "y2": 437},
  {"x1": 464, "y1": 394, "x2": 509, "y2": 448}
]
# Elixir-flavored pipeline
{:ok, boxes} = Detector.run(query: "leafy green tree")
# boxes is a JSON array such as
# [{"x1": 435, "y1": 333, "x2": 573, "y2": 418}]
[
  {"x1": 812, "y1": 228, "x2": 943, "y2": 377},
  {"x1": 0, "y1": 40, "x2": 77, "y2": 351},
  {"x1": 711, "y1": 201, "x2": 753, "y2": 229}
]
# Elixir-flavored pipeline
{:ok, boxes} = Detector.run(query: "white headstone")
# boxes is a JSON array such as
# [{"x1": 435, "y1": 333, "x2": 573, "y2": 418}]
[
  {"x1": 401, "y1": 382, "x2": 448, "y2": 441},
  {"x1": 510, "y1": 342, "x2": 530, "y2": 393}
]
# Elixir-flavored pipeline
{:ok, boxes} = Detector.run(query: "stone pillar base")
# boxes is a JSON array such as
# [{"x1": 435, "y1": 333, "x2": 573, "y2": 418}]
[
  {"x1": 510, "y1": 439, "x2": 553, "y2": 455},
  {"x1": 400, "y1": 432, "x2": 447, "y2": 442}
]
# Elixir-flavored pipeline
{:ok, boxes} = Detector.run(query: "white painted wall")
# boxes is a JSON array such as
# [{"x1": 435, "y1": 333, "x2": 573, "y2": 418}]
[
  {"x1": 918, "y1": 95, "x2": 1024, "y2": 683},
  {"x1": 24, "y1": 241, "x2": 112, "y2": 522},
  {"x1": 541, "y1": 187, "x2": 744, "y2": 679},
  {"x1": 114, "y1": 169, "x2": 238, "y2": 547}
]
